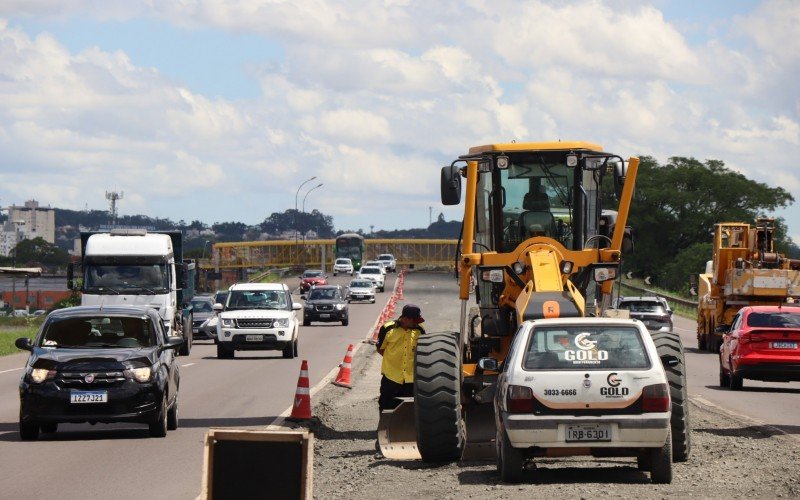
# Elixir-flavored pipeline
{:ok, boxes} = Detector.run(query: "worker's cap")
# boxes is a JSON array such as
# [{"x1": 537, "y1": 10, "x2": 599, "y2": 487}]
[{"x1": 401, "y1": 304, "x2": 424, "y2": 324}]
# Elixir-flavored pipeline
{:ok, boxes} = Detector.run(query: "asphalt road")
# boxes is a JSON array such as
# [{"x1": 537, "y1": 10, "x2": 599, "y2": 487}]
[
  {"x1": 0, "y1": 272, "x2": 395, "y2": 500},
  {"x1": 0, "y1": 272, "x2": 798, "y2": 499}
]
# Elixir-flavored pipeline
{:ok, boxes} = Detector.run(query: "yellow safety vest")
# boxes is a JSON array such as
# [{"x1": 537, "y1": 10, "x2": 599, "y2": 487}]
[{"x1": 380, "y1": 323, "x2": 422, "y2": 384}]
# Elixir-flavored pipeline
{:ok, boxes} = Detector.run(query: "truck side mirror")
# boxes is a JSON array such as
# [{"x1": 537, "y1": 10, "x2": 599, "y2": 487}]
[
  {"x1": 613, "y1": 161, "x2": 628, "y2": 200},
  {"x1": 441, "y1": 165, "x2": 461, "y2": 205}
]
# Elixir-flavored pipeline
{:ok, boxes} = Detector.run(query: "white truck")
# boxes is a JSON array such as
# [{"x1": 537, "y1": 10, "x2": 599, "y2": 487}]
[{"x1": 68, "y1": 229, "x2": 196, "y2": 356}]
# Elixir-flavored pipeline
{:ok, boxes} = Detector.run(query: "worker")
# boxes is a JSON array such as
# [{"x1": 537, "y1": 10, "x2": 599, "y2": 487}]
[{"x1": 374, "y1": 304, "x2": 425, "y2": 457}]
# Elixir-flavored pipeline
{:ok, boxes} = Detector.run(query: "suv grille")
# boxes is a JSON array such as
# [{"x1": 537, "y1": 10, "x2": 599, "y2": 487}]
[
  {"x1": 236, "y1": 318, "x2": 274, "y2": 328},
  {"x1": 315, "y1": 305, "x2": 334, "y2": 312},
  {"x1": 59, "y1": 371, "x2": 126, "y2": 387}
]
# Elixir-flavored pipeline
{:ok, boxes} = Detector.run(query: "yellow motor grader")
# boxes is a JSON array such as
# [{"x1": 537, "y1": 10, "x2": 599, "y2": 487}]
[{"x1": 378, "y1": 141, "x2": 690, "y2": 463}]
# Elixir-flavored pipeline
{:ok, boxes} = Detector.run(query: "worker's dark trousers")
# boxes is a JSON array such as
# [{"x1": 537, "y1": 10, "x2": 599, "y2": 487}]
[{"x1": 378, "y1": 375, "x2": 413, "y2": 411}]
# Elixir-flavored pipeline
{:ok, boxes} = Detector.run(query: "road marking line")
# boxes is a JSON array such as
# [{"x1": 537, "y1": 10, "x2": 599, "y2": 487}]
[
  {"x1": 0, "y1": 367, "x2": 23, "y2": 374},
  {"x1": 181, "y1": 363, "x2": 195, "y2": 367}
]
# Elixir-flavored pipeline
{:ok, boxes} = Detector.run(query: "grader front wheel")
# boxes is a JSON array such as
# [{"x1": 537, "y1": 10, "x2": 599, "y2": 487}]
[
  {"x1": 651, "y1": 331, "x2": 691, "y2": 462},
  {"x1": 413, "y1": 331, "x2": 465, "y2": 463}
]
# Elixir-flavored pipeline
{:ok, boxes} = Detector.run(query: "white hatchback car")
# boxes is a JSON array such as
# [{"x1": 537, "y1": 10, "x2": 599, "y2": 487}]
[{"x1": 494, "y1": 318, "x2": 674, "y2": 484}]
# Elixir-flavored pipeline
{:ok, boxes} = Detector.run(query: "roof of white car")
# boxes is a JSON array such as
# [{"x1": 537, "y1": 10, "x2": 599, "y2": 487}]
[{"x1": 526, "y1": 317, "x2": 643, "y2": 327}]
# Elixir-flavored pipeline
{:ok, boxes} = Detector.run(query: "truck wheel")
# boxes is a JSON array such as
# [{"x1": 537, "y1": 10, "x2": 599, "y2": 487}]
[
  {"x1": 650, "y1": 331, "x2": 691, "y2": 462},
  {"x1": 179, "y1": 315, "x2": 192, "y2": 356},
  {"x1": 497, "y1": 428, "x2": 524, "y2": 483},
  {"x1": 649, "y1": 428, "x2": 673, "y2": 484},
  {"x1": 414, "y1": 331, "x2": 465, "y2": 463}
]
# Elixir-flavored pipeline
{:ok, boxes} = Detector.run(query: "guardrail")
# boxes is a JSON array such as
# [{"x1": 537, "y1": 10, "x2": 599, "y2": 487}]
[{"x1": 619, "y1": 281, "x2": 698, "y2": 308}]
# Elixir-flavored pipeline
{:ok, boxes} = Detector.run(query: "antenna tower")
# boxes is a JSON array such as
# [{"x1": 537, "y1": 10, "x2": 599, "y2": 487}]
[{"x1": 105, "y1": 190, "x2": 124, "y2": 226}]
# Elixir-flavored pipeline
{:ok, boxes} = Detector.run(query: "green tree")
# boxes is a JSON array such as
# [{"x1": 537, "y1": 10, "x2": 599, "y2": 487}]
[
  {"x1": 624, "y1": 156, "x2": 794, "y2": 292},
  {"x1": 13, "y1": 237, "x2": 70, "y2": 268}
]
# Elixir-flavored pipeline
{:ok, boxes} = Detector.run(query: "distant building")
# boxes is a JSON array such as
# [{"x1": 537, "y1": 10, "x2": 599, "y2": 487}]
[{"x1": 0, "y1": 200, "x2": 56, "y2": 257}]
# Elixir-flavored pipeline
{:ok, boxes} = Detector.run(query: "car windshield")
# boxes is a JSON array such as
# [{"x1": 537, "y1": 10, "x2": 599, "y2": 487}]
[
  {"x1": 226, "y1": 290, "x2": 289, "y2": 310},
  {"x1": 747, "y1": 312, "x2": 800, "y2": 328},
  {"x1": 523, "y1": 326, "x2": 649, "y2": 370},
  {"x1": 336, "y1": 259, "x2": 351, "y2": 265},
  {"x1": 350, "y1": 281, "x2": 373, "y2": 288},
  {"x1": 361, "y1": 268, "x2": 379, "y2": 275},
  {"x1": 308, "y1": 289, "x2": 339, "y2": 301},
  {"x1": 302, "y1": 270, "x2": 323, "y2": 278},
  {"x1": 191, "y1": 299, "x2": 214, "y2": 312},
  {"x1": 41, "y1": 316, "x2": 156, "y2": 348},
  {"x1": 618, "y1": 301, "x2": 665, "y2": 314},
  {"x1": 378, "y1": 255, "x2": 392, "y2": 260}
]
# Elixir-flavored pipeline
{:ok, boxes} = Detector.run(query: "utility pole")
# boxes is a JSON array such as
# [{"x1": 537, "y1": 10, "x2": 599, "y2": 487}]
[{"x1": 429, "y1": 206, "x2": 432, "y2": 226}]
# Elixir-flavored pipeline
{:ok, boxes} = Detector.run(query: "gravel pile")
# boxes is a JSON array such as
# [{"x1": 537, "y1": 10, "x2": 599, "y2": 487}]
[{"x1": 285, "y1": 273, "x2": 800, "y2": 499}]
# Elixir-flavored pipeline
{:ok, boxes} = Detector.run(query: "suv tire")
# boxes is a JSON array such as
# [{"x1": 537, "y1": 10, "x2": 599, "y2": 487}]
[
  {"x1": 19, "y1": 419, "x2": 39, "y2": 441},
  {"x1": 149, "y1": 395, "x2": 168, "y2": 438},
  {"x1": 216, "y1": 343, "x2": 234, "y2": 359}
]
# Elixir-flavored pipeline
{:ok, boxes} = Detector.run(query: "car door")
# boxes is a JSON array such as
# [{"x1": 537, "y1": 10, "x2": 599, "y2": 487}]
[{"x1": 723, "y1": 313, "x2": 743, "y2": 370}]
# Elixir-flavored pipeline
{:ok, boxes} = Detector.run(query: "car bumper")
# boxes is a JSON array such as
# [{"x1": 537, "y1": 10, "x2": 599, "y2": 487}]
[
  {"x1": 304, "y1": 311, "x2": 348, "y2": 322},
  {"x1": 502, "y1": 413, "x2": 670, "y2": 450},
  {"x1": 19, "y1": 381, "x2": 163, "y2": 424},
  {"x1": 217, "y1": 328, "x2": 294, "y2": 351},
  {"x1": 735, "y1": 362, "x2": 800, "y2": 382},
  {"x1": 348, "y1": 293, "x2": 375, "y2": 302},
  {"x1": 333, "y1": 267, "x2": 353, "y2": 274}
]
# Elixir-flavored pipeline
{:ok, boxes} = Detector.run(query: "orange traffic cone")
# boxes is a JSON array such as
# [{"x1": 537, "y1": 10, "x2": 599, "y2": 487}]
[
  {"x1": 288, "y1": 360, "x2": 312, "y2": 421},
  {"x1": 333, "y1": 344, "x2": 354, "y2": 388}
]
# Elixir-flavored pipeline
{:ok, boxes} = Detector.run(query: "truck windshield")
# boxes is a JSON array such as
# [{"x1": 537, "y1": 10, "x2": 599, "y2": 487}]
[{"x1": 84, "y1": 264, "x2": 169, "y2": 293}]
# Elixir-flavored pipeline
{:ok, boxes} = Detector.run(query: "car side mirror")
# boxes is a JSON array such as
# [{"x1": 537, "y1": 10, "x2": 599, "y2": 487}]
[
  {"x1": 213, "y1": 303, "x2": 224, "y2": 312},
  {"x1": 15, "y1": 337, "x2": 33, "y2": 351},
  {"x1": 164, "y1": 337, "x2": 184, "y2": 350},
  {"x1": 292, "y1": 302, "x2": 302, "y2": 311},
  {"x1": 477, "y1": 357, "x2": 499, "y2": 371},
  {"x1": 659, "y1": 354, "x2": 680, "y2": 368}
]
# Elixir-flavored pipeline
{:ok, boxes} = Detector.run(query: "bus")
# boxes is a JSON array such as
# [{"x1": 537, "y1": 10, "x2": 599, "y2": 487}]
[{"x1": 335, "y1": 233, "x2": 366, "y2": 270}]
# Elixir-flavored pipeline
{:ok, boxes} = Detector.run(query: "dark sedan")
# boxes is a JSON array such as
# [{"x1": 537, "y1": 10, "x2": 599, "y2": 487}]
[
  {"x1": 303, "y1": 285, "x2": 349, "y2": 326},
  {"x1": 15, "y1": 305, "x2": 182, "y2": 440}
]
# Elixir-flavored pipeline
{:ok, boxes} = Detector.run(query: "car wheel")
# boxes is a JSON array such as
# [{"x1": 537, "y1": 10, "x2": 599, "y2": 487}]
[
  {"x1": 19, "y1": 419, "x2": 40, "y2": 441},
  {"x1": 729, "y1": 368, "x2": 743, "y2": 390},
  {"x1": 167, "y1": 397, "x2": 179, "y2": 430},
  {"x1": 636, "y1": 454, "x2": 651, "y2": 471},
  {"x1": 179, "y1": 316, "x2": 192, "y2": 356},
  {"x1": 333, "y1": 272, "x2": 337, "y2": 276},
  {"x1": 283, "y1": 339, "x2": 296, "y2": 359},
  {"x1": 497, "y1": 428, "x2": 524, "y2": 483},
  {"x1": 303, "y1": 318, "x2": 311, "y2": 326},
  {"x1": 40, "y1": 422, "x2": 58, "y2": 434},
  {"x1": 380, "y1": 286, "x2": 385, "y2": 293},
  {"x1": 371, "y1": 298, "x2": 375, "y2": 303},
  {"x1": 342, "y1": 318, "x2": 349, "y2": 326},
  {"x1": 216, "y1": 343, "x2": 233, "y2": 359},
  {"x1": 719, "y1": 360, "x2": 730, "y2": 387},
  {"x1": 149, "y1": 394, "x2": 168, "y2": 438},
  {"x1": 649, "y1": 428, "x2": 673, "y2": 484}
]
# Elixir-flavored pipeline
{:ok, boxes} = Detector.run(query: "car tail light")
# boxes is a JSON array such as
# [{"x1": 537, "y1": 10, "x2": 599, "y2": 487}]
[
  {"x1": 739, "y1": 332, "x2": 751, "y2": 344},
  {"x1": 507, "y1": 385, "x2": 534, "y2": 413},
  {"x1": 642, "y1": 383, "x2": 670, "y2": 412}
]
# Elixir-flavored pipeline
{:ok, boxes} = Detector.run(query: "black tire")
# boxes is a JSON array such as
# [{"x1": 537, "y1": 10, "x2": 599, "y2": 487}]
[
  {"x1": 40, "y1": 422, "x2": 58, "y2": 434},
  {"x1": 167, "y1": 397, "x2": 179, "y2": 430},
  {"x1": 178, "y1": 315, "x2": 192, "y2": 356},
  {"x1": 149, "y1": 395, "x2": 168, "y2": 438},
  {"x1": 650, "y1": 331, "x2": 691, "y2": 462},
  {"x1": 379, "y1": 286, "x2": 385, "y2": 293},
  {"x1": 414, "y1": 331, "x2": 465, "y2": 463},
  {"x1": 342, "y1": 318, "x2": 349, "y2": 326},
  {"x1": 216, "y1": 343, "x2": 234, "y2": 359},
  {"x1": 729, "y1": 369, "x2": 743, "y2": 390},
  {"x1": 719, "y1": 359, "x2": 730, "y2": 387},
  {"x1": 283, "y1": 338, "x2": 296, "y2": 359},
  {"x1": 303, "y1": 318, "x2": 311, "y2": 327},
  {"x1": 649, "y1": 428, "x2": 673, "y2": 484},
  {"x1": 636, "y1": 454, "x2": 651, "y2": 471},
  {"x1": 497, "y1": 428, "x2": 524, "y2": 483},
  {"x1": 19, "y1": 419, "x2": 39, "y2": 441},
  {"x1": 698, "y1": 332, "x2": 707, "y2": 351}
]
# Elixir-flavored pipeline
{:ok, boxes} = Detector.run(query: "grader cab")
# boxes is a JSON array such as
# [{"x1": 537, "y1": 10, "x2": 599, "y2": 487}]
[{"x1": 377, "y1": 142, "x2": 681, "y2": 462}]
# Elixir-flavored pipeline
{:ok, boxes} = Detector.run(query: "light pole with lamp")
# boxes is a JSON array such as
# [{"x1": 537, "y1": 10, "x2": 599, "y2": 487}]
[
  {"x1": 294, "y1": 176, "x2": 317, "y2": 263},
  {"x1": 301, "y1": 183, "x2": 323, "y2": 266}
]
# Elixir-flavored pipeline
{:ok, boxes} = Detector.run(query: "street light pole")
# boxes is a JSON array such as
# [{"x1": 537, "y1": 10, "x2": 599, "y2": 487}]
[
  {"x1": 301, "y1": 183, "x2": 323, "y2": 238},
  {"x1": 294, "y1": 176, "x2": 317, "y2": 263}
]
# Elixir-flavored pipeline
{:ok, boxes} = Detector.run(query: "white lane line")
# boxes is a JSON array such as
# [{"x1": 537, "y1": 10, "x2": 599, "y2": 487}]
[
  {"x1": 181, "y1": 363, "x2": 196, "y2": 367},
  {"x1": 0, "y1": 367, "x2": 23, "y2": 375}
]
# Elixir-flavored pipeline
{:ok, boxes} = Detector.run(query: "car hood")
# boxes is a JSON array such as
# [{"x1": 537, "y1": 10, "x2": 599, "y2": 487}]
[
  {"x1": 220, "y1": 309, "x2": 294, "y2": 319},
  {"x1": 306, "y1": 299, "x2": 344, "y2": 306},
  {"x1": 28, "y1": 347, "x2": 159, "y2": 370}
]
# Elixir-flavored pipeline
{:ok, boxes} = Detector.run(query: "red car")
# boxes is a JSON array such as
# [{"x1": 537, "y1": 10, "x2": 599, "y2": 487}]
[
  {"x1": 299, "y1": 269, "x2": 328, "y2": 293},
  {"x1": 719, "y1": 305, "x2": 800, "y2": 390}
]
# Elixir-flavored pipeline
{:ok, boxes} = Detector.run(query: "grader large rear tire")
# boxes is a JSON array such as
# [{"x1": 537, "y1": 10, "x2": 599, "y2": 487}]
[
  {"x1": 650, "y1": 331, "x2": 691, "y2": 462},
  {"x1": 414, "y1": 331, "x2": 465, "y2": 463}
]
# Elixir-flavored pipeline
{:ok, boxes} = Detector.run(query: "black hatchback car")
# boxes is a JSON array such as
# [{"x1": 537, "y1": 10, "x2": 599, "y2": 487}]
[
  {"x1": 303, "y1": 285, "x2": 349, "y2": 326},
  {"x1": 15, "y1": 305, "x2": 182, "y2": 440}
]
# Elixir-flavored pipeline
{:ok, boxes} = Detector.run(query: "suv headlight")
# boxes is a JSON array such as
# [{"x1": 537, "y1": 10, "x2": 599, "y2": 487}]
[
  {"x1": 221, "y1": 318, "x2": 236, "y2": 328},
  {"x1": 274, "y1": 318, "x2": 290, "y2": 327},
  {"x1": 29, "y1": 367, "x2": 56, "y2": 384},
  {"x1": 124, "y1": 366, "x2": 152, "y2": 383},
  {"x1": 335, "y1": 304, "x2": 345, "y2": 310}
]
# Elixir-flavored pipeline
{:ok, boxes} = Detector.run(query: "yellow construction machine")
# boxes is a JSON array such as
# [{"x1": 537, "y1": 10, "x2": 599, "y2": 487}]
[
  {"x1": 378, "y1": 141, "x2": 691, "y2": 463},
  {"x1": 697, "y1": 219, "x2": 800, "y2": 352}
]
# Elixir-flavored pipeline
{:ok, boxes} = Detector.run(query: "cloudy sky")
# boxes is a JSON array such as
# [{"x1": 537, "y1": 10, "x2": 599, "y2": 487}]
[{"x1": 0, "y1": 0, "x2": 798, "y2": 239}]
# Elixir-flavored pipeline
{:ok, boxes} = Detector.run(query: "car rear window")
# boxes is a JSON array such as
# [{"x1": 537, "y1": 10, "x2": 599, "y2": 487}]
[
  {"x1": 747, "y1": 312, "x2": 800, "y2": 328},
  {"x1": 350, "y1": 281, "x2": 372, "y2": 288},
  {"x1": 523, "y1": 325, "x2": 650, "y2": 370},
  {"x1": 618, "y1": 301, "x2": 665, "y2": 314}
]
